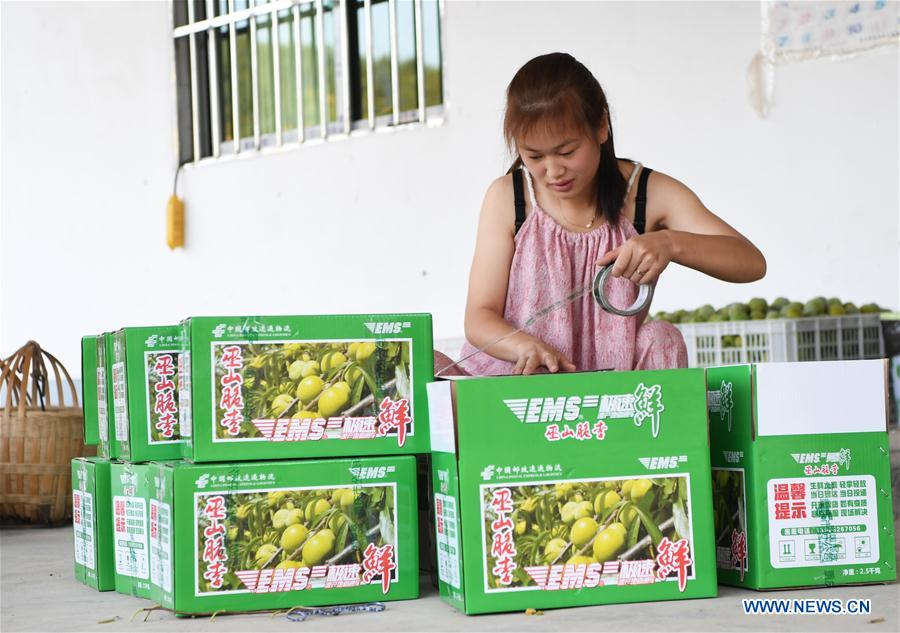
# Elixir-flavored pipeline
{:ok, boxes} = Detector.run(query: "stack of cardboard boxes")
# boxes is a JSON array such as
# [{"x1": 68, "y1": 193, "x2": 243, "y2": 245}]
[
  {"x1": 426, "y1": 360, "x2": 896, "y2": 613},
  {"x1": 74, "y1": 323, "x2": 896, "y2": 616},
  {"x1": 73, "y1": 315, "x2": 433, "y2": 615}
]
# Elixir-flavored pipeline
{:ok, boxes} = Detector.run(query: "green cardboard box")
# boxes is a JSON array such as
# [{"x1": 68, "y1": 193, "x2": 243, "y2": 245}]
[
  {"x1": 427, "y1": 368, "x2": 718, "y2": 614},
  {"x1": 111, "y1": 327, "x2": 185, "y2": 462},
  {"x1": 97, "y1": 333, "x2": 117, "y2": 459},
  {"x1": 81, "y1": 336, "x2": 100, "y2": 446},
  {"x1": 147, "y1": 456, "x2": 419, "y2": 614},
  {"x1": 179, "y1": 315, "x2": 433, "y2": 462},
  {"x1": 708, "y1": 360, "x2": 897, "y2": 589},
  {"x1": 111, "y1": 461, "x2": 153, "y2": 599},
  {"x1": 72, "y1": 457, "x2": 115, "y2": 591}
]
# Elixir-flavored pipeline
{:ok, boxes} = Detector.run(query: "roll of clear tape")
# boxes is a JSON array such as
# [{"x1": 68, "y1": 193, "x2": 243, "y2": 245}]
[{"x1": 592, "y1": 265, "x2": 654, "y2": 317}]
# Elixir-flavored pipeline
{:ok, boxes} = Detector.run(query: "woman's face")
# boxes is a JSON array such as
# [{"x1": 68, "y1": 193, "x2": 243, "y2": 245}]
[{"x1": 518, "y1": 121, "x2": 606, "y2": 201}]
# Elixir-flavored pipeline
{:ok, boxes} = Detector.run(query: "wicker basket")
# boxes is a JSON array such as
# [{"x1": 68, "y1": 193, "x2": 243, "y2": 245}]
[{"x1": 0, "y1": 341, "x2": 93, "y2": 525}]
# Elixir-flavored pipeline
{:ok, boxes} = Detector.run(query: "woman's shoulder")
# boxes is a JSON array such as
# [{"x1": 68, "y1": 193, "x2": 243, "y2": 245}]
[
  {"x1": 640, "y1": 168, "x2": 701, "y2": 207},
  {"x1": 476, "y1": 173, "x2": 520, "y2": 236},
  {"x1": 637, "y1": 167, "x2": 707, "y2": 230},
  {"x1": 484, "y1": 172, "x2": 515, "y2": 202},
  {"x1": 617, "y1": 161, "x2": 693, "y2": 229},
  {"x1": 480, "y1": 172, "x2": 523, "y2": 220},
  {"x1": 617, "y1": 159, "x2": 677, "y2": 186},
  {"x1": 620, "y1": 161, "x2": 693, "y2": 196},
  {"x1": 619, "y1": 162, "x2": 698, "y2": 206}
]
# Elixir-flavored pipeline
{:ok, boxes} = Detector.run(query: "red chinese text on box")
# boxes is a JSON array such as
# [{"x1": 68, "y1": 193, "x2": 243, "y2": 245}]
[
  {"x1": 489, "y1": 488, "x2": 517, "y2": 586},
  {"x1": 655, "y1": 537, "x2": 693, "y2": 592},
  {"x1": 201, "y1": 495, "x2": 228, "y2": 589},
  {"x1": 376, "y1": 397, "x2": 411, "y2": 447},
  {"x1": 361, "y1": 543, "x2": 396, "y2": 594},
  {"x1": 219, "y1": 346, "x2": 244, "y2": 436}
]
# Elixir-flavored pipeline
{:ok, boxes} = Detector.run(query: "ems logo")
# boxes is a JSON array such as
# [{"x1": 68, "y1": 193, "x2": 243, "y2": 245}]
[
  {"x1": 349, "y1": 466, "x2": 396, "y2": 480},
  {"x1": 791, "y1": 448, "x2": 851, "y2": 471},
  {"x1": 364, "y1": 322, "x2": 411, "y2": 335},
  {"x1": 504, "y1": 383, "x2": 666, "y2": 438},
  {"x1": 723, "y1": 451, "x2": 743, "y2": 464},
  {"x1": 639, "y1": 455, "x2": 687, "y2": 470},
  {"x1": 503, "y1": 396, "x2": 599, "y2": 424},
  {"x1": 707, "y1": 381, "x2": 734, "y2": 432}
]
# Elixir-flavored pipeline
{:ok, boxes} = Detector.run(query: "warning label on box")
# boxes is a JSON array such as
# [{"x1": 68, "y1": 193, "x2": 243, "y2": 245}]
[
  {"x1": 112, "y1": 361, "x2": 129, "y2": 442},
  {"x1": 114, "y1": 495, "x2": 149, "y2": 578},
  {"x1": 149, "y1": 499, "x2": 172, "y2": 593},
  {"x1": 435, "y1": 493, "x2": 461, "y2": 589},
  {"x1": 767, "y1": 475, "x2": 879, "y2": 569},
  {"x1": 73, "y1": 490, "x2": 95, "y2": 570},
  {"x1": 96, "y1": 367, "x2": 108, "y2": 443}
]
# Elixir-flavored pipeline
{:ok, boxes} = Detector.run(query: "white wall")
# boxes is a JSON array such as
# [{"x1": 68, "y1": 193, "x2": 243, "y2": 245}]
[{"x1": 2, "y1": 1, "x2": 898, "y2": 375}]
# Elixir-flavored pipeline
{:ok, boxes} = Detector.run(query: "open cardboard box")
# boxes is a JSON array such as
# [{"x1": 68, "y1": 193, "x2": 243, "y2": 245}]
[
  {"x1": 427, "y1": 367, "x2": 718, "y2": 614},
  {"x1": 708, "y1": 359, "x2": 896, "y2": 589}
]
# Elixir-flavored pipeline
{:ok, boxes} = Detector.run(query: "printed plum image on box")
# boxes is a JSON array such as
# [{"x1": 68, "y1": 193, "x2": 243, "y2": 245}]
[
  {"x1": 179, "y1": 315, "x2": 433, "y2": 462},
  {"x1": 146, "y1": 456, "x2": 419, "y2": 614},
  {"x1": 708, "y1": 360, "x2": 896, "y2": 589},
  {"x1": 428, "y1": 368, "x2": 718, "y2": 614}
]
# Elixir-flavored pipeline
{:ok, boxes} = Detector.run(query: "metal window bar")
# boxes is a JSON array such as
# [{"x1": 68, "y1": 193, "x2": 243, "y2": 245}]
[
  {"x1": 250, "y1": 0, "x2": 261, "y2": 148},
  {"x1": 187, "y1": 1, "x2": 201, "y2": 160},
  {"x1": 229, "y1": 0, "x2": 241, "y2": 152},
  {"x1": 414, "y1": 0, "x2": 425, "y2": 123},
  {"x1": 206, "y1": 0, "x2": 221, "y2": 157},
  {"x1": 388, "y1": 0, "x2": 399, "y2": 126},
  {"x1": 272, "y1": 6, "x2": 283, "y2": 146},
  {"x1": 316, "y1": 0, "x2": 327, "y2": 139},
  {"x1": 340, "y1": 0, "x2": 351, "y2": 134},
  {"x1": 364, "y1": 0, "x2": 375, "y2": 129},
  {"x1": 176, "y1": 0, "x2": 444, "y2": 161},
  {"x1": 436, "y1": 0, "x2": 447, "y2": 121},
  {"x1": 292, "y1": 2, "x2": 305, "y2": 142}
]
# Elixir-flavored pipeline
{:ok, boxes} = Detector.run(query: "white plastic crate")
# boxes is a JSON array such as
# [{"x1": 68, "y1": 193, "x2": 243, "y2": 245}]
[{"x1": 675, "y1": 314, "x2": 885, "y2": 368}]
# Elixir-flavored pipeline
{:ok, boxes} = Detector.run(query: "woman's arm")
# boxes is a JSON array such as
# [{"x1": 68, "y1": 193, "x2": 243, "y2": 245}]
[
  {"x1": 464, "y1": 176, "x2": 519, "y2": 357},
  {"x1": 598, "y1": 171, "x2": 766, "y2": 284},
  {"x1": 464, "y1": 176, "x2": 576, "y2": 373}
]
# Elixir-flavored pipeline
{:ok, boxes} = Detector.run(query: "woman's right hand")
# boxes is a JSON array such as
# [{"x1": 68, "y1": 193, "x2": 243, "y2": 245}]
[{"x1": 512, "y1": 338, "x2": 577, "y2": 375}]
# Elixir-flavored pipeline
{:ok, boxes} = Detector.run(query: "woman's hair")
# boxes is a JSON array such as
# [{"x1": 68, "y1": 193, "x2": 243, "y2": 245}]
[{"x1": 504, "y1": 52, "x2": 627, "y2": 226}]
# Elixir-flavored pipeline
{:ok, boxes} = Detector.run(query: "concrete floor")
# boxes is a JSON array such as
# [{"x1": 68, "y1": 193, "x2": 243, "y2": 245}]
[{"x1": 1, "y1": 527, "x2": 897, "y2": 632}]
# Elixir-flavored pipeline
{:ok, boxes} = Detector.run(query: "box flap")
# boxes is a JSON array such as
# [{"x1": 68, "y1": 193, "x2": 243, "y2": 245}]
[
  {"x1": 427, "y1": 381, "x2": 456, "y2": 453},
  {"x1": 755, "y1": 360, "x2": 887, "y2": 437}
]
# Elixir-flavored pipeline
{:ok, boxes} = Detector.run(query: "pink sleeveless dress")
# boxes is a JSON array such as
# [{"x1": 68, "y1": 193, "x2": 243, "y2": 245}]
[{"x1": 455, "y1": 164, "x2": 687, "y2": 376}]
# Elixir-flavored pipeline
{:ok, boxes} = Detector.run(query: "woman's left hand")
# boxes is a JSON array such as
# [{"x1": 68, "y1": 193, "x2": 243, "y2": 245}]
[{"x1": 595, "y1": 231, "x2": 675, "y2": 285}]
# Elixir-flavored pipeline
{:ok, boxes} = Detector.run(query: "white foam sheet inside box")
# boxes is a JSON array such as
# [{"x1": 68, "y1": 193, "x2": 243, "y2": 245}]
[
  {"x1": 427, "y1": 381, "x2": 456, "y2": 453},
  {"x1": 755, "y1": 360, "x2": 887, "y2": 437}
]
